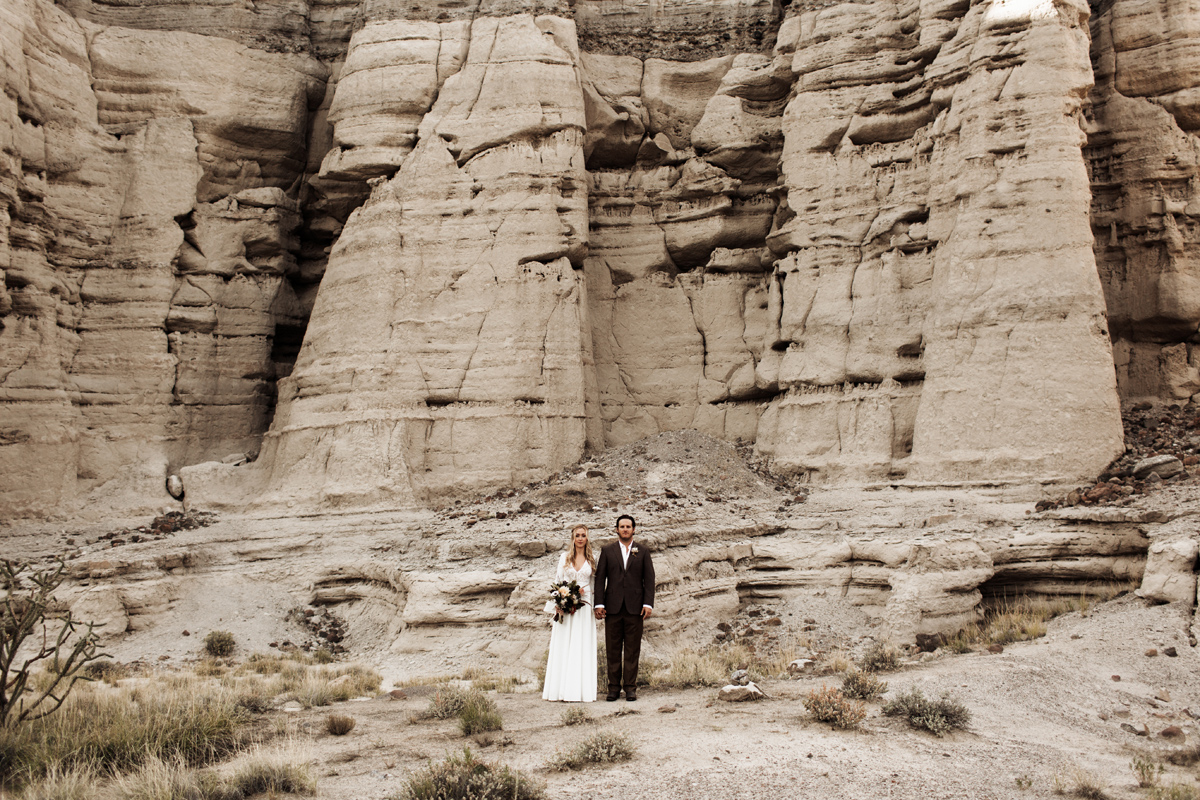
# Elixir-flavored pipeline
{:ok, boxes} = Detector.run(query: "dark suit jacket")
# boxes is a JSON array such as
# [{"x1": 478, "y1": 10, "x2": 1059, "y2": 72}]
[{"x1": 594, "y1": 540, "x2": 655, "y2": 615}]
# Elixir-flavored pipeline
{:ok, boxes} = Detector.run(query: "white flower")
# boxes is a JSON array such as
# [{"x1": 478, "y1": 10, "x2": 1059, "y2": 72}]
[
  {"x1": 632, "y1": 547, "x2": 639, "y2": 555},
  {"x1": 558, "y1": 586, "x2": 569, "y2": 597}
]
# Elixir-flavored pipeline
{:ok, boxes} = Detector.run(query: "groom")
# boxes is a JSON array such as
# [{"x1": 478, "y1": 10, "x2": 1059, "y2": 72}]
[{"x1": 594, "y1": 514, "x2": 655, "y2": 701}]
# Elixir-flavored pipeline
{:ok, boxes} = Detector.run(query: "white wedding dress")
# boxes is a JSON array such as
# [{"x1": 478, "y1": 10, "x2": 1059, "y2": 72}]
[{"x1": 541, "y1": 553, "x2": 598, "y2": 702}]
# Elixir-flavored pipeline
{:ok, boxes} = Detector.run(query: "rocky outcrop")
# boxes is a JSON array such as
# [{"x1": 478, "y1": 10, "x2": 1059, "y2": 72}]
[{"x1": 0, "y1": 0, "x2": 1179, "y2": 518}]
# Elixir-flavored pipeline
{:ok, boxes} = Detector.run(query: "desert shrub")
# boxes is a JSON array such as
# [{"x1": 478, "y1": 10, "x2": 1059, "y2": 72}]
[
  {"x1": 645, "y1": 643, "x2": 754, "y2": 689},
  {"x1": 231, "y1": 748, "x2": 315, "y2": 796},
  {"x1": 425, "y1": 686, "x2": 474, "y2": 720},
  {"x1": 458, "y1": 695, "x2": 501, "y2": 736},
  {"x1": 818, "y1": 652, "x2": 852, "y2": 676},
  {"x1": 950, "y1": 586, "x2": 1131, "y2": 650},
  {"x1": 311, "y1": 649, "x2": 336, "y2": 665},
  {"x1": 1053, "y1": 766, "x2": 1107, "y2": 799},
  {"x1": 882, "y1": 687, "x2": 970, "y2": 736},
  {"x1": 840, "y1": 669, "x2": 887, "y2": 701},
  {"x1": 244, "y1": 653, "x2": 284, "y2": 675},
  {"x1": 0, "y1": 679, "x2": 248, "y2": 784},
  {"x1": 326, "y1": 714, "x2": 355, "y2": 736},
  {"x1": 560, "y1": 707, "x2": 589, "y2": 726},
  {"x1": 802, "y1": 686, "x2": 866, "y2": 729},
  {"x1": 203, "y1": 632, "x2": 235, "y2": 658},
  {"x1": 398, "y1": 748, "x2": 545, "y2": 800},
  {"x1": 857, "y1": 641, "x2": 901, "y2": 673},
  {"x1": 1151, "y1": 784, "x2": 1200, "y2": 800},
  {"x1": 548, "y1": 731, "x2": 635, "y2": 771},
  {"x1": 1, "y1": 560, "x2": 105, "y2": 728},
  {"x1": 1131, "y1": 755, "x2": 1164, "y2": 788}
]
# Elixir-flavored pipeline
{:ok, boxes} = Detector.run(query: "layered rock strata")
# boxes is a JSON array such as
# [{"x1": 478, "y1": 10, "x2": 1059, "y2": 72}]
[{"x1": 0, "y1": 0, "x2": 1147, "y2": 518}]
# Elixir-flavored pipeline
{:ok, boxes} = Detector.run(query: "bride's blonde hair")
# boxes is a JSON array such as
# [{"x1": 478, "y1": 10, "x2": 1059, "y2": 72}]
[{"x1": 568, "y1": 524, "x2": 595, "y2": 570}]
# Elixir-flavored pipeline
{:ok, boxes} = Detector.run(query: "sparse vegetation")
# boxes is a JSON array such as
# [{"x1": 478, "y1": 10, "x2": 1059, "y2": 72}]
[
  {"x1": 548, "y1": 730, "x2": 635, "y2": 771},
  {"x1": 0, "y1": 678, "x2": 248, "y2": 786},
  {"x1": 425, "y1": 686, "x2": 475, "y2": 720},
  {"x1": 326, "y1": 714, "x2": 355, "y2": 736},
  {"x1": 458, "y1": 694, "x2": 502, "y2": 736},
  {"x1": 802, "y1": 686, "x2": 866, "y2": 729},
  {"x1": 1, "y1": 560, "x2": 106, "y2": 728},
  {"x1": 1164, "y1": 745, "x2": 1200, "y2": 766},
  {"x1": 882, "y1": 688, "x2": 970, "y2": 736},
  {"x1": 560, "y1": 707, "x2": 589, "y2": 726},
  {"x1": 818, "y1": 652, "x2": 852, "y2": 676},
  {"x1": 944, "y1": 586, "x2": 1132, "y2": 650},
  {"x1": 203, "y1": 631, "x2": 236, "y2": 658},
  {"x1": 1053, "y1": 766, "x2": 1107, "y2": 799},
  {"x1": 1016, "y1": 774, "x2": 1033, "y2": 790},
  {"x1": 1131, "y1": 755, "x2": 1164, "y2": 788},
  {"x1": 1150, "y1": 784, "x2": 1200, "y2": 800},
  {"x1": 840, "y1": 669, "x2": 887, "y2": 701},
  {"x1": 857, "y1": 641, "x2": 902, "y2": 673},
  {"x1": 396, "y1": 748, "x2": 545, "y2": 800},
  {"x1": 230, "y1": 747, "x2": 315, "y2": 796}
]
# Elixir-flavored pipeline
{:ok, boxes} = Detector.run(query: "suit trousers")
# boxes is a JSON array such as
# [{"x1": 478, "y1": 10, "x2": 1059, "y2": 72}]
[{"x1": 604, "y1": 609, "x2": 644, "y2": 694}]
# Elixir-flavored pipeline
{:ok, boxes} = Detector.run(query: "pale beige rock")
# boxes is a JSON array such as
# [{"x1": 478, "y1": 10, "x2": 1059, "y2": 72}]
[{"x1": 1137, "y1": 539, "x2": 1199, "y2": 605}]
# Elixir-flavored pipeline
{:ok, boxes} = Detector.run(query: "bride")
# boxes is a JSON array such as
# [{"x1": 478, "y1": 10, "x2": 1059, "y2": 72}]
[{"x1": 542, "y1": 524, "x2": 597, "y2": 702}]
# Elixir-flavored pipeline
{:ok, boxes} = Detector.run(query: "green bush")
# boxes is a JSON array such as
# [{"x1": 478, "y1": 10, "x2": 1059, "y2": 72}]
[
  {"x1": 397, "y1": 748, "x2": 545, "y2": 800},
  {"x1": 882, "y1": 687, "x2": 970, "y2": 736},
  {"x1": 203, "y1": 632, "x2": 235, "y2": 658},
  {"x1": 548, "y1": 730, "x2": 635, "y2": 771},
  {"x1": 840, "y1": 669, "x2": 887, "y2": 701},
  {"x1": 802, "y1": 686, "x2": 866, "y2": 729}
]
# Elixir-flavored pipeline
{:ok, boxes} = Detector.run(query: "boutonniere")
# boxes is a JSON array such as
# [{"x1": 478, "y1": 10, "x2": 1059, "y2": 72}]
[{"x1": 631, "y1": 546, "x2": 639, "y2": 555}]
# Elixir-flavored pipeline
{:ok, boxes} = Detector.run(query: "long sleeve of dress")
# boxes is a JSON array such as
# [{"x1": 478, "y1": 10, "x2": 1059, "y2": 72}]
[{"x1": 542, "y1": 553, "x2": 566, "y2": 615}]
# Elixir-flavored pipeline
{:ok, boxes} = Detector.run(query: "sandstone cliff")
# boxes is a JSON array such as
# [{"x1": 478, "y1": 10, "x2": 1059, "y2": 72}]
[{"x1": 2, "y1": 0, "x2": 1179, "y2": 518}]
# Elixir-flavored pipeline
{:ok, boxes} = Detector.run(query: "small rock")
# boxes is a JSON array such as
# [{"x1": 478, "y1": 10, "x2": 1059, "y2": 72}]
[
  {"x1": 165, "y1": 474, "x2": 184, "y2": 499},
  {"x1": 518, "y1": 541, "x2": 547, "y2": 558},
  {"x1": 763, "y1": 617, "x2": 783, "y2": 627},
  {"x1": 387, "y1": 689, "x2": 408, "y2": 700},
  {"x1": 1146, "y1": 648, "x2": 1159, "y2": 657},
  {"x1": 1164, "y1": 646, "x2": 1178, "y2": 657},
  {"x1": 1114, "y1": 707, "x2": 1131, "y2": 717},
  {"x1": 718, "y1": 682, "x2": 765, "y2": 702},
  {"x1": 787, "y1": 659, "x2": 816, "y2": 675},
  {"x1": 804, "y1": 618, "x2": 816, "y2": 625},
  {"x1": 158, "y1": 655, "x2": 169, "y2": 661},
  {"x1": 1157, "y1": 689, "x2": 1172, "y2": 703},
  {"x1": 1132, "y1": 454, "x2": 1184, "y2": 480},
  {"x1": 1160, "y1": 725, "x2": 1185, "y2": 740},
  {"x1": 987, "y1": 644, "x2": 1004, "y2": 654},
  {"x1": 1121, "y1": 722, "x2": 1149, "y2": 736},
  {"x1": 586, "y1": 469, "x2": 606, "y2": 478},
  {"x1": 1112, "y1": 675, "x2": 1122, "y2": 682},
  {"x1": 717, "y1": 622, "x2": 732, "y2": 632},
  {"x1": 182, "y1": 630, "x2": 190, "y2": 636},
  {"x1": 1070, "y1": 634, "x2": 1082, "y2": 640},
  {"x1": 730, "y1": 669, "x2": 750, "y2": 686},
  {"x1": 658, "y1": 705, "x2": 676, "y2": 713},
  {"x1": 518, "y1": 500, "x2": 536, "y2": 513}
]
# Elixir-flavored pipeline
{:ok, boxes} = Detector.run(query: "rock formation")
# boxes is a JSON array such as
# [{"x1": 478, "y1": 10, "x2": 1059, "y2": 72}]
[{"x1": 8, "y1": 0, "x2": 1199, "y2": 518}]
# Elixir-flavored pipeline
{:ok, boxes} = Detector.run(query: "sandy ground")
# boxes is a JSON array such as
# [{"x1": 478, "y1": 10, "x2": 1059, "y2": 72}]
[{"x1": 208, "y1": 592, "x2": 1198, "y2": 800}]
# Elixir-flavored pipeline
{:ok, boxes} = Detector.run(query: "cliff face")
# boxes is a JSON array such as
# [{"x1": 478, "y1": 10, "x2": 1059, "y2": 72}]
[{"x1": 0, "y1": 0, "x2": 1166, "y2": 517}]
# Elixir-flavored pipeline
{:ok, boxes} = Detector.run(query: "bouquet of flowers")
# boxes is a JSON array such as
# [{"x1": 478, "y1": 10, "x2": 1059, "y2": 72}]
[{"x1": 548, "y1": 579, "x2": 585, "y2": 623}]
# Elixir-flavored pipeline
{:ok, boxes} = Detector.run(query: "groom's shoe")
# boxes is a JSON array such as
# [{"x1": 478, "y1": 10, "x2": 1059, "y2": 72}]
[
  {"x1": 624, "y1": 691, "x2": 637, "y2": 702},
  {"x1": 606, "y1": 692, "x2": 620, "y2": 702}
]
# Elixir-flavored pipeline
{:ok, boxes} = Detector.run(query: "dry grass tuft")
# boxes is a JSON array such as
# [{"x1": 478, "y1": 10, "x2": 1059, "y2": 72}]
[
  {"x1": 946, "y1": 584, "x2": 1133, "y2": 650},
  {"x1": 325, "y1": 714, "x2": 356, "y2": 736}
]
